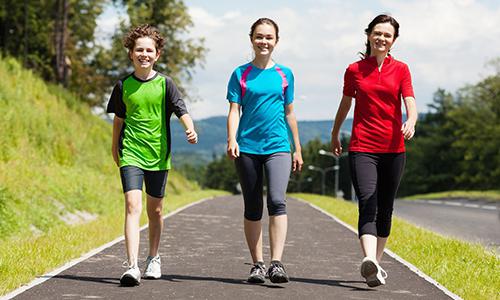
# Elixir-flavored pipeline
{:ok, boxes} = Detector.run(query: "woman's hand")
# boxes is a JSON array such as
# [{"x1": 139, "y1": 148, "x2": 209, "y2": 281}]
[
  {"x1": 227, "y1": 139, "x2": 240, "y2": 160},
  {"x1": 331, "y1": 135, "x2": 343, "y2": 157},
  {"x1": 292, "y1": 150, "x2": 303, "y2": 172},
  {"x1": 401, "y1": 120, "x2": 416, "y2": 140}
]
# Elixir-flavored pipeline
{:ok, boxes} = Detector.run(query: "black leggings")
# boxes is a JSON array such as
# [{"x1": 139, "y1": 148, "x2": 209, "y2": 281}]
[{"x1": 349, "y1": 152, "x2": 405, "y2": 238}]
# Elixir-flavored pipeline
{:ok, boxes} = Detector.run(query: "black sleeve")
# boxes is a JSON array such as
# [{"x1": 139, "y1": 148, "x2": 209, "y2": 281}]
[
  {"x1": 165, "y1": 77, "x2": 188, "y2": 118},
  {"x1": 106, "y1": 81, "x2": 126, "y2": 118}
]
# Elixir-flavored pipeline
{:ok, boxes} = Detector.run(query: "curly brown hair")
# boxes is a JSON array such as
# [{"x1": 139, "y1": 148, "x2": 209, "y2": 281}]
[{"x1": 123, "y1": 24, "x2": 165, "y2": 52}]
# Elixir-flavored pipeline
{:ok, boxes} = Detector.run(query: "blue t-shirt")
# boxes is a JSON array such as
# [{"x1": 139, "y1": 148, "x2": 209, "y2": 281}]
[{"x1": 226, "y1": 62, "x2": 294, "y2": 155}]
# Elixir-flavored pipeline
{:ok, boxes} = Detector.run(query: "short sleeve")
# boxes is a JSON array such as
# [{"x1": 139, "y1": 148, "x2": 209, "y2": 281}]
[
  {"x1": 343, "y1": 65, "x2": 356, "y2": 97},
  {"x1": 284, "y1": 70, "x2": 294, "y2": 105},
  {"x1": 401, "y1": 64, "x2": 415, "y2": 98},
  {"x1": 226, "y1": 70, "x2": 242, "y2": 104},
  {"x1": 165, "y1": 77, "x2": 188, "y2": 118},
  {"x1": 106, "y1": 81, "x2": 126, "y2": 118}
]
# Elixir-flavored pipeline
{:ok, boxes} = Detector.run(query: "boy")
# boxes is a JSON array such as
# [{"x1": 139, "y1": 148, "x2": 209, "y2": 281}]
[{"x1": 106, "y1": 24, "x2": 198, "y2": 286}]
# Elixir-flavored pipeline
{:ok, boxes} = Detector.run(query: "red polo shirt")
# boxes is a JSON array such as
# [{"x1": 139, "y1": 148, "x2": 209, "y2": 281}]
[{"x1": 343, "y1": 55, "x2": 414, "y2": 153}]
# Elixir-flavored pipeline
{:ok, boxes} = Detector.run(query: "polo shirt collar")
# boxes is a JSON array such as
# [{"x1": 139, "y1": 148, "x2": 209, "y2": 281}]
[{"x1": 366, "y1": 54, "x2": 393, "y2": 65}]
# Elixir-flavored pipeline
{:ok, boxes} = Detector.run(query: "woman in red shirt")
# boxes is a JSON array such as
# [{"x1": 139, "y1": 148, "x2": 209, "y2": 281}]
[{"x1": 330, "y1": 14, "x2": 417, "y2": 288}]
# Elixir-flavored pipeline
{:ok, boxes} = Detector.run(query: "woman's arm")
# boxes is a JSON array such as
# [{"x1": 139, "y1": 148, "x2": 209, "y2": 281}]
[
  {"x1": 402, "y1": 96, "x2": 417, "y2": 140},
  {"x1": 331, "y1": 95, "x2": 353, "y2": 156},
  {"x1": 285, "y1": 104, "x2": 303, "y2": 172},
  {"x1": 227, "y1": 102, "x2": 240, "y2": 159}
]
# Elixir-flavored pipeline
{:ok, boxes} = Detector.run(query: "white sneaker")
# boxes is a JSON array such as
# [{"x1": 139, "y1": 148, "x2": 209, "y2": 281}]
[
  {"x1": 360, "y1": 257, "x2": 387, "y2": 287},
  {"x1": 143, "y1": 255, "x2": 162, "y2": 279},
  {"x1": 120, "y1": 264, "x2": 141, "y2": 286}
]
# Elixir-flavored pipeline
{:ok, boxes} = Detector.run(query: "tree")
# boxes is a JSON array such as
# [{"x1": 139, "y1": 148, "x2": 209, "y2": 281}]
[
  {"x1": 99, "y1": 0, "x2": 206, "y2": 105},
  {"x1": 448, "y1": 62, "x2": 500, "y2": 188}
]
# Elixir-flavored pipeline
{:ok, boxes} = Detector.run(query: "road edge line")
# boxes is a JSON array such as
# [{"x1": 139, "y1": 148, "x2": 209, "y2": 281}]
[
  {"x1": 292, "y1": 197, "x2": 462, "y2": 300},
  {"x1": 1, "y1": 196, "x2": 216, "y2": 300}
]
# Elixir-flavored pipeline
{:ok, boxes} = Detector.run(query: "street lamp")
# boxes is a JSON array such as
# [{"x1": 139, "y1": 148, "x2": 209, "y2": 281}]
[
  {"x1": 318, "y1": 149, "x2": 340, "y2": 198},
  {"x1": 308, "y1": 165, "x2": 336, "y2": 195}
]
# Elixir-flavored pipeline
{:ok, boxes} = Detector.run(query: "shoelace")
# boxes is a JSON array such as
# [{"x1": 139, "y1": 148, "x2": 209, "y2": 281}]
[
  {"x1": 122, "y1": 261, "x2": 140, "y2": 269},
  {"x1": 269, "y1": 264, "x2": 285, "y2": 276},
  {"x1": 251, "y1": 264, "x2": 266, "y2": 275}
]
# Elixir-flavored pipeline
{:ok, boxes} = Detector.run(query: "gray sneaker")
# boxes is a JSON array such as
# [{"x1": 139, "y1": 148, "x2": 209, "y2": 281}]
[
  {"x1": 247, "y1": 262, "x2": 266, "y2": 283},
  {"x1": 120, "y1": 265, "x2": 141, "y2": 286},
  {"x1": 267, "y1": 260, "x2": 289, "y2": 284},
  {"x1": 143, "y1": 255, "x2": 162, "y2": 279}
]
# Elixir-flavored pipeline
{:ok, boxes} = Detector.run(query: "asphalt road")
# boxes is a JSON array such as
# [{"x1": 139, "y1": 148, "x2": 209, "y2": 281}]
[
  {"x1": 8, "y1": 196, "x2": 454, "y2": 300},
  {"x1": 394, "y1": 199, "x2": 499, "y2": 252}
]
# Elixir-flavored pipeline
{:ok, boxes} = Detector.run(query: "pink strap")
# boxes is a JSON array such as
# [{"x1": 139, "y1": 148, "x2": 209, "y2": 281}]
[
  {"x1": 240, "y1": 65, "x2": 253, "y2": 99},
  {"x1": 275, "y1": 66, "x2": 288, "y2": 95}
]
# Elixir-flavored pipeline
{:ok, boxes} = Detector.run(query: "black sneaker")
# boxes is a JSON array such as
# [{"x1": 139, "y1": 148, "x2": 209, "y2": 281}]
[
  {"x1": 267, "y1": 260, "x2": 289, "y2": 283},
  {"x1": 247, "y1": 262, "x2": 266, "y2": 283}
]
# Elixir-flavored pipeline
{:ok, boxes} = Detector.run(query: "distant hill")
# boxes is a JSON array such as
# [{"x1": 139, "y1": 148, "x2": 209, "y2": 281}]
[{"x1": 170, "y1": 116, "x2": 353, "y2": 165}]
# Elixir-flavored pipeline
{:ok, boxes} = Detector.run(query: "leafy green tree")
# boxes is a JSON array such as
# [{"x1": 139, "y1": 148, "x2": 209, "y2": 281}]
[
  {"x1": 202, "y1": 155, "x2": 239, "y2": 193},
  {"x1": 448, "y1": 62, "x2": 500, "y2": 188},
  {"x1": 0, "y1": 0, "x2": 106, "y2": 104},
  {"x1": 100, "y1": 0, "x2": 206, "y2": 104},
  {"x1": 401, "y1": 89, "x2": 461, "y2": 195}
]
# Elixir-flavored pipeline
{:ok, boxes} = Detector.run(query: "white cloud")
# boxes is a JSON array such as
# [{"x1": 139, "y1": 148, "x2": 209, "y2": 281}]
[{"x1": 95, "y1": 0, "x2": 500, "y2": 120}]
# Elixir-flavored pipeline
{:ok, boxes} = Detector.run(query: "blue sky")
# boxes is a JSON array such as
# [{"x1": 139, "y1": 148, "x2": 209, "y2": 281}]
[{"x1": 97, "y1": 0, "x2": 500, "y2": 120}]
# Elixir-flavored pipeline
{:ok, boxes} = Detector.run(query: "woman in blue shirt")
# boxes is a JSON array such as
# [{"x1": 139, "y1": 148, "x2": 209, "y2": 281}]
[{"x1": 226, "y1": 17, "x2": 303, "y2": 284}]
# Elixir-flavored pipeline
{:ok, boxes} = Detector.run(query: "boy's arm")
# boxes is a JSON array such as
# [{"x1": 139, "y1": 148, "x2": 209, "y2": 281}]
[
  {"x1": 112, "y1": 116, "x2": 124, "y2": 167},
  {"x1": 179, "y1": 114, "x2": 198, "y2": 144}
]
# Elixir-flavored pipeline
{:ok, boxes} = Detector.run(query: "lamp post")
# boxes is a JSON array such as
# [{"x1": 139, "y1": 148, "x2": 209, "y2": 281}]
[
  {"x1": 308, "y1": 165, "x2": 336, "y2": 195},
  {"x1": 318, "y1": 149, "x2": 340, "y2": 198}
]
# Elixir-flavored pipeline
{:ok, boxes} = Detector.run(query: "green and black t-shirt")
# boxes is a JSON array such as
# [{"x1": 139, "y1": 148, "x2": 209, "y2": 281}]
[{"x1": 106, "y1": 72, "x2": 188, "y2": 170}]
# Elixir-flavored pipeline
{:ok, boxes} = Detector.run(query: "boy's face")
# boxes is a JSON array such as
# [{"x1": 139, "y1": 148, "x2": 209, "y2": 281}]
[{"x1": 129, "y1": 37, "x2": 160, "y2": 70}]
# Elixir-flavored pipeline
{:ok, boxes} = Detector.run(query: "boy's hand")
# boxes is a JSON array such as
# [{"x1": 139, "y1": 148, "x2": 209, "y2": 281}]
[{"x1": 186, "y1": 129, "x2": 198, "y2": 144}]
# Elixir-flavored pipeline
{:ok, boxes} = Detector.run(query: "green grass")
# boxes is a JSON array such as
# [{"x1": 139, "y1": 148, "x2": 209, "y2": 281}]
[
  {"x1": 0, "y1": 189, "x2": 227, "y2": 296},
  {"x1": 291, "y1": 193, "x2": 500, "y2": 300},
  {"x1": 403, "y1": 190, "x2": 500, "y2": 201},
  {"x1": 0, "y1": 56, "x2": 229, "y2": 295}
]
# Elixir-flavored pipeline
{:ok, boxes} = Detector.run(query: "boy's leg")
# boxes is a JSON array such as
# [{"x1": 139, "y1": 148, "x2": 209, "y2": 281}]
[
  {"x1": 146, "y1": 195, "x2": 164, "y2": 257},
  {"x1": 144, "y1": 170, "x2": 168, "y2": 257},
  {"x1": 120, "y1": 166, "x2": 145, "y2": 268},
  {"x1": 124, "y1": 190, "x2": 143, "y2": 267}
]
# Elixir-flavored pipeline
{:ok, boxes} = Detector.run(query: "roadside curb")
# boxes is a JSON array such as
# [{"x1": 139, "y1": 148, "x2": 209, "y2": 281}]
[
  {"x1": 291, "y1": 197, "x2": 463, "y2": 300},
  {"x1": 1, "y1": 197, "x2": 216, "y2": 300}
]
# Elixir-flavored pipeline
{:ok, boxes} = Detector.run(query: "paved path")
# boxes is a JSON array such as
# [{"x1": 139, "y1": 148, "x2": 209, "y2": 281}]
[
  {"x1": 394, "y1": 199, "x2": 499, "y2": 252},
  {"x1": 11, "y1": 196, "x2": 455, "y2": 299}
]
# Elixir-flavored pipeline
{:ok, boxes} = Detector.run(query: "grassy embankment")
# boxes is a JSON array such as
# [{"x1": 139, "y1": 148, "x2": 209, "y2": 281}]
[
  {"x1": 404, "y1": 190, "x2": 500, "y2": 201},
  {"x1": 0, "y1": 57, "x2": 227, "y2": 295},
  {"x1": 292, "y1": 193, "x2": 499, "y2": 300}
]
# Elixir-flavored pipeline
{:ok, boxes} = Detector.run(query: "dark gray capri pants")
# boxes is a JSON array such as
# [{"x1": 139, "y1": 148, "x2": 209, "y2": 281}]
[{"x1": 235, "y1": 152, "x2": 292, "y2": 221}]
